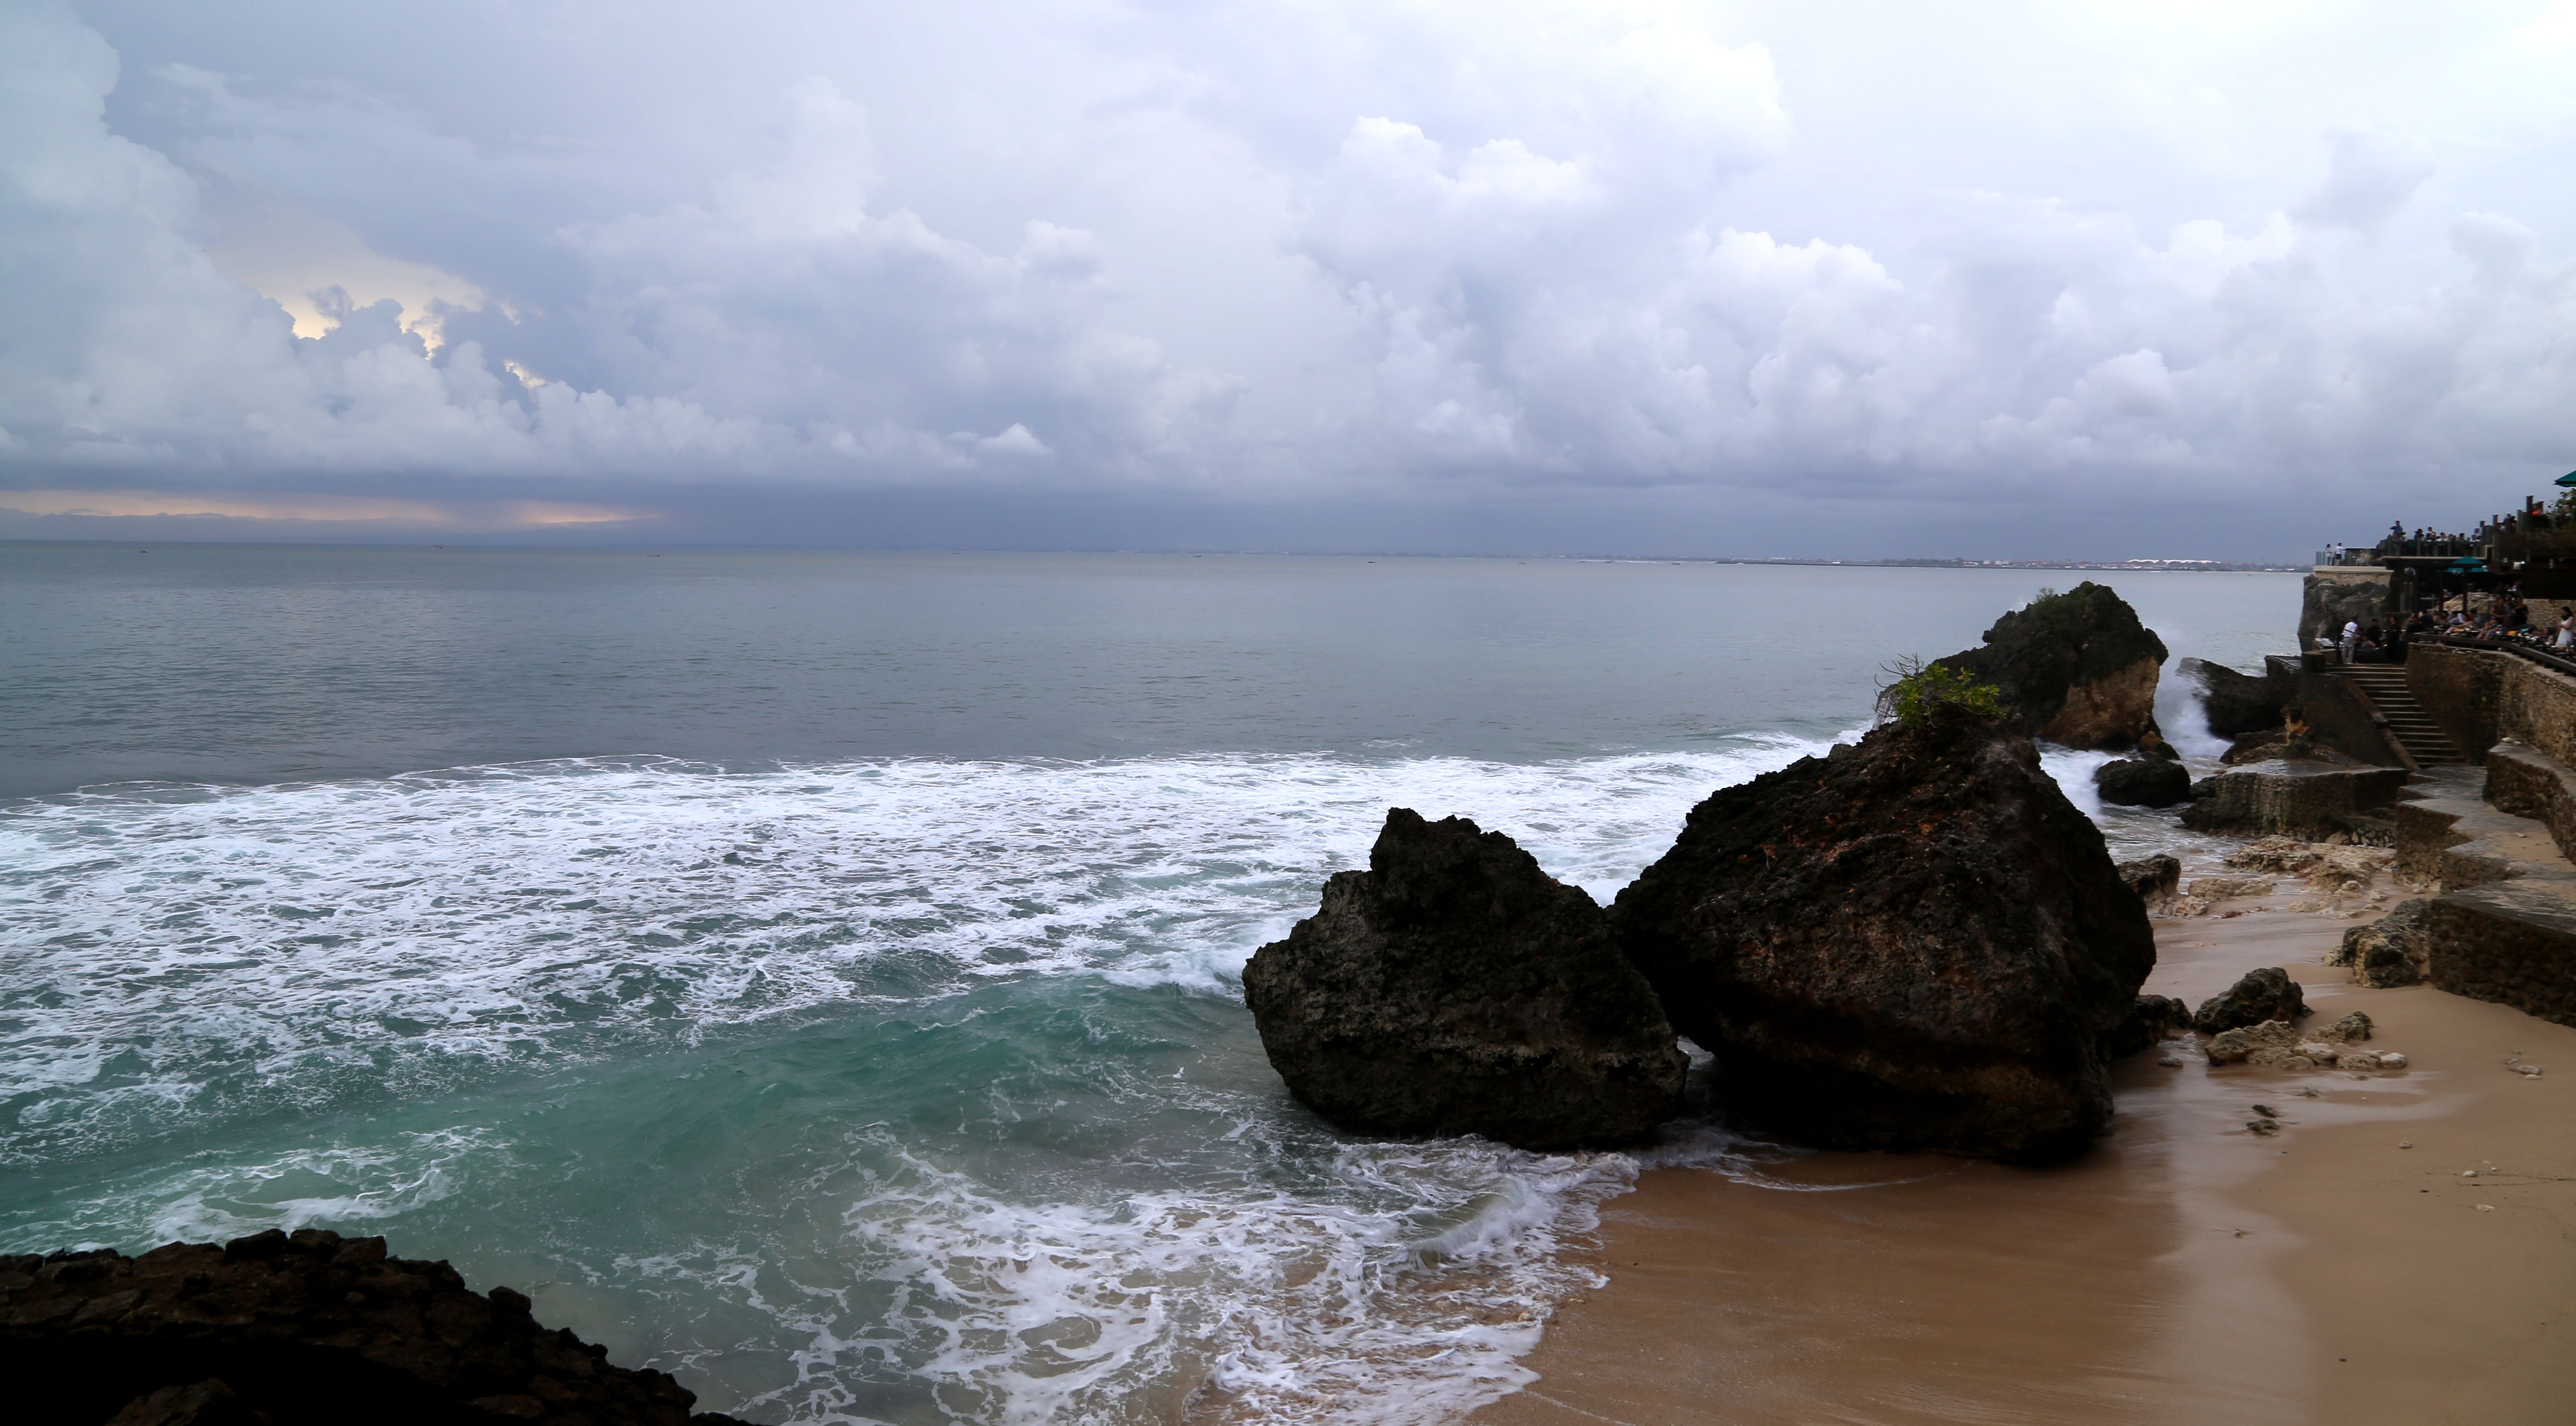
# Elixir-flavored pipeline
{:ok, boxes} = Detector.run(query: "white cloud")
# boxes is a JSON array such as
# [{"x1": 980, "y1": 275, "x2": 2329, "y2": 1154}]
[
  {"x1": 5, "y1": 0, "x2": 2576, "y2": 547},
  {"x1": 975, "y1": 423, "x2": 1051, "y2": 458},
  {"x1": 2294, "y1": 128, "x2": 2437, "y2": 233}
]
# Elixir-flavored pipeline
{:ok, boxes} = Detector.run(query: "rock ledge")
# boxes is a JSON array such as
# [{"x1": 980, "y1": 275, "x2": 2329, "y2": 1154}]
[{"x1": 0, "y1": 1229, "x2": 756, "y2": 1426}]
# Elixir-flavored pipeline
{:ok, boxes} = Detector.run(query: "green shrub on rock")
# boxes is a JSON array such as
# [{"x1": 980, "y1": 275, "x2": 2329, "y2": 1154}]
[{"x1": 1876, "y1": 655, "x2": 2007, "y2": 727}]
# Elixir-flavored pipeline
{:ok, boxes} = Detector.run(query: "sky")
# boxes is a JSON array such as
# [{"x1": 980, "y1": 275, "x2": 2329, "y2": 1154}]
[{"x1": 4, "y1": 0, "x2": 2576, "y2": 557}]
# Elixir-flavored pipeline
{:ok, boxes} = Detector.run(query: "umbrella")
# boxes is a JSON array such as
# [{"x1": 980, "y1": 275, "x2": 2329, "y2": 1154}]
[{"x1": 2558, "y1": 469, "x2": 2576, "y2": 487}]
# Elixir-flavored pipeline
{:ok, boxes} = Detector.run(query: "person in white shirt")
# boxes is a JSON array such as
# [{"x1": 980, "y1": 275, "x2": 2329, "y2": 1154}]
[
  {"x1": 2341, "y1": 619, "x2": 2360, "y2": 663},
  {"x1": 2556, "y1": 609, "x2": 2573, "y2": 649}
]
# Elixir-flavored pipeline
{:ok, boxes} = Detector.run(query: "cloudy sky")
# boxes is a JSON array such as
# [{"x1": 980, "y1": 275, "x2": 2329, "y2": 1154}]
[{"x1": 5, "y1": 0, "x2": 2575, "y2": 556}]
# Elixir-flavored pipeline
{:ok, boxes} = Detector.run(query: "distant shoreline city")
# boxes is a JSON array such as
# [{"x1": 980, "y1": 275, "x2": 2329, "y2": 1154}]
[{"x1": 1586, "y1": 555, "x2": 2308, "y2": 572}]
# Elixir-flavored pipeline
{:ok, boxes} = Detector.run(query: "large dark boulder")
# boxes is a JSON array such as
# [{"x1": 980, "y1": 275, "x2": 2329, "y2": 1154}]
[
  {"x1": 2093, "y1": 758, "x2": 2192, "y2": 808},
  {"x1": 2179, "y1": 657, "x2": 2286, "y2": 740},
  {"x1": 1932, "y1": 582, "x2": 2169, "y2": 750},
  {"x1": 1607, "y1": 703, "x2": 2158, "y2": 1164},
  {"x1": 0, "y1": 1230, "x2": 754, "y2": 1426},
  {"x1": 2192, "y1": 966, "x2": 2310, "y2": 1033},
  {"x1": 1242, "y1": 808, "x2": 1686, "y2": 1149}
]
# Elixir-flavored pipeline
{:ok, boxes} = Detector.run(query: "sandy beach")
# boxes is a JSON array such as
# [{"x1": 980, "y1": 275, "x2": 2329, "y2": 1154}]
[{"x1": 1475, "y1": 897, "x2": 2576, "y2": 1426}]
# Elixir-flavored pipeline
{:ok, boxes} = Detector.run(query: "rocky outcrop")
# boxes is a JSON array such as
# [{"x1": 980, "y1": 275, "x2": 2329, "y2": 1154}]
[
  {"x1": 2116, "y1": 854, "x2": 2181, "y2": 908},
  {"x1": 108, "y1": 1378, "x2": 270, "y2": 1426},
  {"x1": 1932, "y1": 582, "x2": 2168, "y2": 750},
  {"x1": 2107, "y1": 994, "x2": 2191, "y2": 1059},
  {"x1": 1242, "y1": 808, "x2": 1686, "y2": 1149},
  {"x1": 2094, "y1": 759, "x2": 2191, "y2": 808},
  {"x1": 2336, "y1": 899, "x2": 2437, "y2": 987},
  {"x1": 1608, "y1": 703, "x2": 2157, "y2": 1164},
  {"x1": 2300, "y1": 570, "x2": 2390, "y2": 650},
  {"x1": 2192, "y1": 966, "x2": 2309, "y2": 1034},
  {"x1": 2179, "y1": 657, "x2": 2286, "y2": 739},
  {"x1": 2180, "y1": 761, "x2": 2409, "y2": 839},
  {"x1": 0, "y1": 1229, "x2": 754, "y2": 1426}
]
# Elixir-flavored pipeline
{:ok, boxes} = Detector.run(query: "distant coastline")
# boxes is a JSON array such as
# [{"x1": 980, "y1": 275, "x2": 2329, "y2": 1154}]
[
  {"x1": 0, "y1": 536, "x2": 2308, "y2": 571},
  {"x1": 1572, "y1": 555, "x2": 2308, "y2": 572}
]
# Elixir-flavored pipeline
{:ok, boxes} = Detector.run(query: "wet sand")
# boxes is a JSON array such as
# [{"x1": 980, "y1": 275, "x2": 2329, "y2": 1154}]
[{"x1": 1474, "y1": 903, "x2": 2576, "y2": 1426}]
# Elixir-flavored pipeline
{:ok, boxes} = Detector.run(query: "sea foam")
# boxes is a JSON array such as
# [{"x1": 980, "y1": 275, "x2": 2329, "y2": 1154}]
[{"x1": 0, "y1": 734, "x2": 2207, "y2": 1424}]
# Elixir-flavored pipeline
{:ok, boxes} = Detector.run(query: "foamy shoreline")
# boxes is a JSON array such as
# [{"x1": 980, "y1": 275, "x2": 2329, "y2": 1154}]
[{"x1": 1473, "y1": 872, "x2": 2576, "y2": 1426}]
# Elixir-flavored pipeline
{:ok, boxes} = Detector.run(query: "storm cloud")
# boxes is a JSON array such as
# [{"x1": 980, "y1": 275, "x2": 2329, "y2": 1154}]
[{"x1": 5, "y1": 0, "x2": 2575, "y2": 555}]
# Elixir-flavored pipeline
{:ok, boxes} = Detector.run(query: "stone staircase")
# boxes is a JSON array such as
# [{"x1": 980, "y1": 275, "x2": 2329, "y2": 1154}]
[{"x1": 2331, "y1": 664, "x2": 2466, "y2": 767}]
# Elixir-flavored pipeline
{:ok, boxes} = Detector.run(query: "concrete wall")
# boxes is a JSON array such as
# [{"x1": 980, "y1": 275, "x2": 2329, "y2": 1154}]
[{"x1": 2406, "y1": 643, "x2": 2501, "y2": 764}]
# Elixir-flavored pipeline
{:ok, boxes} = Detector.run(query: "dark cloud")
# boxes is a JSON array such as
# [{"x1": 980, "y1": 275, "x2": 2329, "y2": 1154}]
[{"x1": 6, "y1": 1, "x2": 2576, "y2": 554}]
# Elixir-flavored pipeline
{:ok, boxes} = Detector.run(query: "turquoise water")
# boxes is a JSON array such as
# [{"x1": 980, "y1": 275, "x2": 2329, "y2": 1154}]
[{"x1": 0, "y1": 548, "x2": 2297, "y2": 1423}]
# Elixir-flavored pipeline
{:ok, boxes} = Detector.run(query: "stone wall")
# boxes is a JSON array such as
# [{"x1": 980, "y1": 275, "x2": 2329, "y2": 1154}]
[
  {"x1": 2180, "y1": 761, "x2": 2409, "y2": 839},
  {"x1": 2402, "y1": 643, "x2": 2576, "y2": 770},
  {"x1": 2392, "y1": 799, "x2": 2521, "y2": 889},
  {"x1": 2496, "y1": 655, "x2": 2576, "y2": 767},
  {"x1": 2422, "y1": 886, "x2": 2576, "y2": 1028},
  {"x1": 2288, "y1": 669, "x2": 2403, "y2": 767},
  {"x1": 2486, "y1": 741, "x2": 2576, "y2": 868},
  {"x1": 2406, "y1": 643, "x2": 2501, "y2": 764}
]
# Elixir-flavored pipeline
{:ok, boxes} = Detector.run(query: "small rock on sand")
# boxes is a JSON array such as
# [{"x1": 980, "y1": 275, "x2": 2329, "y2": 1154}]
[{"x1": 2193, "y1": 967, "x2": 2309, "y2": 1034}]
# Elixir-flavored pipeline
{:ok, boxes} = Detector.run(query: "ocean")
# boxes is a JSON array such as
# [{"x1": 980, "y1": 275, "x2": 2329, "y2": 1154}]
[{"x1": 0, "y1": 545, "x2": 2297, "y2": 1423}]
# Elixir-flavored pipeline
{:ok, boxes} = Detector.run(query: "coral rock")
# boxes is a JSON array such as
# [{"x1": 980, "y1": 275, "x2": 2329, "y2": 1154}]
[{"x1": 2339, "y1": 900, "x2": 2436, "y2": 988}]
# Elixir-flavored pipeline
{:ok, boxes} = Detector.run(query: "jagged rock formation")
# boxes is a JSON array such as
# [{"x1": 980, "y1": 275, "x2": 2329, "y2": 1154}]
[
  {"x1": 1607, "y1": 703, "x2": 2157, "y2": 1164},
  {"x1": 2115, "y1": 855, "x2": 2181, "y2": 908},
  {"x1": 2179, "y1": 657, "x2": 2286, "y2": 740},
  {"x1": 2094, "y1": 758, "x2": 2192, "y2": 808},
  {"x1": 2107, "y1": 994, "x2": 2191, "y2": 1059},
  {"x1": 0, "y1": 1229, "x2": 754, "y2": 1426},
  {"x1": 1932, "y1": 582, "x2": 2169, "y2": 750},
  {"x1": 2299, "y1": 571, "x2": 2390, "y2": 650},
  {"x1": 2192, "y1": 966, "x2": 2310, "y2": 1034},
  {"x1": 1242, "y1": 808, "x2": 1687, "y2": 1150}
]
